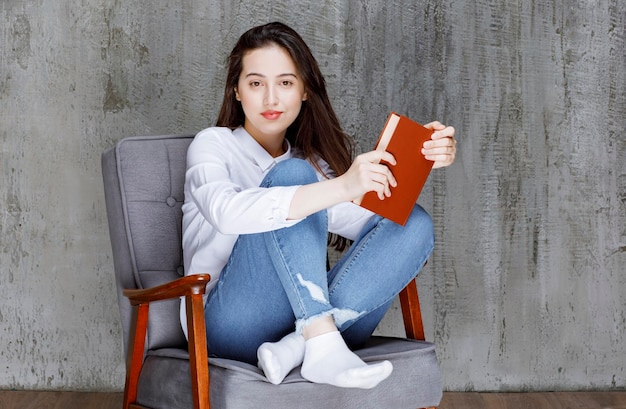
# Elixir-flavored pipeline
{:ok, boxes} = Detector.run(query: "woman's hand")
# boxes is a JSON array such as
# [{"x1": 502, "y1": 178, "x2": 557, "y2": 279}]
[
  {"x1": 422, "y1": 121, "x2": 457, "y2": 169},
  {"x1": 290, "y1": 122, "x2": 454, "y2": 220},
  {"x1": 341, "y1": 150, "x2": 398, "y2": 201},
  {"x1": 288, "y1": 150, "x2": 396, "y2": 220}
]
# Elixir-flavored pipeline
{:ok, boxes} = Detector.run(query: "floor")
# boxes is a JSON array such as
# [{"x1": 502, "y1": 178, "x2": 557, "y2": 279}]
[
  {"x1": 0, "y1": 390, "x2": 625, "y2": 408},
  {"x1": 441, "y1": 391, "x2": 626, "y2": 408}
]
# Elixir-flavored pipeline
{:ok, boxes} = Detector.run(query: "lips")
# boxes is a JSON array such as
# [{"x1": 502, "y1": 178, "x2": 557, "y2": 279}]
[{"x1": 261, "y1": 110, "x2": 282, "y2": 120}]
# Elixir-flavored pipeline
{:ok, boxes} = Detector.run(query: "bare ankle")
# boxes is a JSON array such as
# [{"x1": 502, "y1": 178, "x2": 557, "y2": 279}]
[{"x1": 302, "y1": 315, "x2": 337, "y2": 340}]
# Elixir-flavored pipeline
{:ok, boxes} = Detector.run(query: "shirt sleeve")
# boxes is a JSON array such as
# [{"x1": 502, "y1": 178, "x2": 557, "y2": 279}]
[{"x1": 185, "y1": 131, "x2": 303, "y2": 235}]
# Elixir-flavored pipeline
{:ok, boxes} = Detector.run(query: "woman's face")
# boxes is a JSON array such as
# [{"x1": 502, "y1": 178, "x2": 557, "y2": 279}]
[{"x1": 235, "y1": 44, "x2": 307, "y2": 153}]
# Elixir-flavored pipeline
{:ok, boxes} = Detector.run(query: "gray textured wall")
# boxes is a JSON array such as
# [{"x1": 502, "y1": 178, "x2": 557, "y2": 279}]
[{"x1": 1, "y1": 0, "x2": 624, "y2": 392}]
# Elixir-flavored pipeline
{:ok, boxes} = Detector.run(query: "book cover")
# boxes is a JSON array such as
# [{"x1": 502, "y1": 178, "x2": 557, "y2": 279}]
[{"x1": 354, "y1": 112, "x2": 434, "y2": 225}]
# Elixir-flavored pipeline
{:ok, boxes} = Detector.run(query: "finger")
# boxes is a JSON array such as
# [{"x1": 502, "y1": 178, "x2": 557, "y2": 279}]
[
  {"x1": 377, "y1": 162, "x2": 397, "y2": 187},
  {"x1": 367, "y1": 164, "x2": 397, "y2": 190},
  {"x1": 359, "y1": 150, "x2": 397, "y2": 166},
  {"x1": 423, "y1": 135, "x2": 457, "y2": 151},
  {"x1": 426, "y1": 149, "x2": 457, "y2": 168},
  {"x1": 361, "y1": 173, "x2": 389, "y2": 200},
  {"x1": 387, "y1": 168, "x2": 397, "y2": 188},
  {"x1": 424, "y1": 121, "x2": 445, "y2": 130},
  {"x1": 430, "y1": 126, "x2": 456, "y2": 140},
  {"x1": 365, "y1": 164, "x2": 397, "y2": 197},
  {"x1": 374, "y1": 177, "x2": 392, "y2": 199},
  {"x1": 425, "y1": 153, "x2": 455, "y2": 163},
  {"x1": 379, "y1": 150, "x2": 397, "y2": 166},
  {"x1": 422, "y1": 144, "x2": 457, "y2": 156}
]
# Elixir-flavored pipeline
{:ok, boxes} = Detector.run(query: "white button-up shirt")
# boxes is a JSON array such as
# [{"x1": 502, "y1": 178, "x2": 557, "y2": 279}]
[{"x1": 180, "y1": 126, "x2": 374, "y2": 336}]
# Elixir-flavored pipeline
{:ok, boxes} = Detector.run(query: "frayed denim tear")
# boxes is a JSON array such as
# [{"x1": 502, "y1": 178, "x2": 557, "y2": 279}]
[{"x1": 294, "y1": 307, "x2": 365, "y2": 334}]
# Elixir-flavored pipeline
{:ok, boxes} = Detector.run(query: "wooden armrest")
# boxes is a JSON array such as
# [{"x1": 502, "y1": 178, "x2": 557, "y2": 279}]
[
  {"x1": 123, "y1": 274, "x2": 211, "y2": 305},
  {"x1": 123, "y1": 273, "x2": 211, "y2": 409}
]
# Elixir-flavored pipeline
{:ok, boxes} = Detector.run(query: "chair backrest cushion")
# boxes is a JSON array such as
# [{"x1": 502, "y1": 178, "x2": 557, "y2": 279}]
[{"x1": 102, "y1": 135, "x2": 194, "y2": 353}]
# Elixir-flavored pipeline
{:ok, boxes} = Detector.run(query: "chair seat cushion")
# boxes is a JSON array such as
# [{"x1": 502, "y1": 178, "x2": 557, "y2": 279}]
[{"x1": 136, "y1": 336, "x2": 442, "y2": 409}]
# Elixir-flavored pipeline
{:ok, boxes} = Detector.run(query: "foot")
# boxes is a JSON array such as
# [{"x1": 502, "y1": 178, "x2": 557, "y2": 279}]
[
  {"x1": 301, "y1": 331, "x2": 393, "y2": 389},
  {"x1": 257, "y1": 332, "x2": 305, "y2": 385}
]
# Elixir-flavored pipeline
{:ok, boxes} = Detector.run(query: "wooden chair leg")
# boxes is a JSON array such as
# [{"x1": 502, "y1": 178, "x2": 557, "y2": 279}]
[
  {"x1": 124, "y1": 303, "x2": 149, "y2": 409},
  {"x1": 186, "y1": 292, "x2": 210, "y2": 409},
  {"x1": 399, "y1": 279, "x2": 426, "y2": 341}
]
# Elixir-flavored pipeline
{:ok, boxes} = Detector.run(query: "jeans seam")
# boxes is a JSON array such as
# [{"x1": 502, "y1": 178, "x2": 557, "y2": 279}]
[
  {"x1": 328, "y1": 217, "x2": 383, "y2": 298},
  {"x1": 267, "y1": 229, "x2": 308, "y2": 319}
]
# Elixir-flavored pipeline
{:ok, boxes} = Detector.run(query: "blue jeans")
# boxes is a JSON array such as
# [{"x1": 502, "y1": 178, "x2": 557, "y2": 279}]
[{"x1": 204, "y1": 159, "x2": 434, "y2": 364}]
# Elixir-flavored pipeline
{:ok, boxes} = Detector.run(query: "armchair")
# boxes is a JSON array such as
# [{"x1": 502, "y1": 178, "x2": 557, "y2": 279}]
[{"x1": 101, "y1": 134, "x2": 442, "y2": 409}]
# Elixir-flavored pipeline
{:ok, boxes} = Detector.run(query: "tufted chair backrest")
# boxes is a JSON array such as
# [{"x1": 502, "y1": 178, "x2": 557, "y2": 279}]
[{"x1": 102, "y1": 135, "x2": 194, "y2": 354}]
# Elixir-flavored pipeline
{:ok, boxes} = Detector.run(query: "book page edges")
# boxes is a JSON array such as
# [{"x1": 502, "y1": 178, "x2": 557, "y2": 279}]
[
  {"x1": 375, "y1": 113, "x2": 400, "y2": 151},
  {"x1": 353, "y1": 113, "x2": 400, "y2": 206}
]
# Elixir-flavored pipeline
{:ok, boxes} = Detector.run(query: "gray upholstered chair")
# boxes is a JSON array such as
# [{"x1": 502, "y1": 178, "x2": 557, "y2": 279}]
[{"x1": 101, "y1": 134, "x2": 442, "y2": 409}]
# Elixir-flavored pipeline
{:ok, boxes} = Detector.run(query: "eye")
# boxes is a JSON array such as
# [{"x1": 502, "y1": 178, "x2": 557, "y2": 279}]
[
  {"x1": 250, "y1": 81, "x2": 262, "y2": 87},
  {"x1": 281, "y1": 80, "x2": 293, "y2": 87}
]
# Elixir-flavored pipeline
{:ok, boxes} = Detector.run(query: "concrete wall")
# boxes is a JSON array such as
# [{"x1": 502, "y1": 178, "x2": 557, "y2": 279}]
[{"x1": 1, "y1": 0, "x2": 624, "y2": 392}]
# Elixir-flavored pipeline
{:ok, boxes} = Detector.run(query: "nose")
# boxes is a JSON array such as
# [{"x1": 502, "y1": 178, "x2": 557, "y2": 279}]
[{"x1": 264, "y1": 85, "x2": 278, "y2": 106}]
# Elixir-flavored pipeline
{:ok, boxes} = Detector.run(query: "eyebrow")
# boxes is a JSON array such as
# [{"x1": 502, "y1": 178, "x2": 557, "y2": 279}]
[{"x1": 244, "y1": 72, "x2": 298, "y2": 79}]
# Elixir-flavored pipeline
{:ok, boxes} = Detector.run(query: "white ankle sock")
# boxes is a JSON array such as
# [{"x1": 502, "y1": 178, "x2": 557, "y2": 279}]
[
  {"x1": 257, "y1": 332, "x2": 305, "y2": 385},
  {"x1": 301, "y1": 331, "x2": 393, "y2": 389}
]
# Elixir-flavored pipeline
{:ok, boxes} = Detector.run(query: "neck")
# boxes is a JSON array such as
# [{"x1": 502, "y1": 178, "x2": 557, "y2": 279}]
[
  {"x1": 244, "y1": 125, "x2": 287, "y2": 157},
  {"x1": 264, "y1": 139, "x2": 286, "y2": 158}
]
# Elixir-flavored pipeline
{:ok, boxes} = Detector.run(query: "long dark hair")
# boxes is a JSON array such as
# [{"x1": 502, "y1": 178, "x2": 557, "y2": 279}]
[{"x1": 217, "y1": 22, "x2": 353, "y2": 250}]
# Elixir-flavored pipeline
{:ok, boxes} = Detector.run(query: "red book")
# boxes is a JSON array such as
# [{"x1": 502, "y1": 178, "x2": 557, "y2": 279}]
[{"x1": 354, "y1": 112, "x2": 434, "y2": 225}]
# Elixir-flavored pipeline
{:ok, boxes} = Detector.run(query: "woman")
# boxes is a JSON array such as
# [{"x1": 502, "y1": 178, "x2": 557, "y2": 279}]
[{"x1": 181, "y1": 22, "x2": 456, "y2": 389}]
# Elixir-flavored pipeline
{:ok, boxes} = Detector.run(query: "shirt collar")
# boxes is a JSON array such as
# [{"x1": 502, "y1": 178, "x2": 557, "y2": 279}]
[{"x1": 233, "y1": 127, "x2": 292, "y2": 172}]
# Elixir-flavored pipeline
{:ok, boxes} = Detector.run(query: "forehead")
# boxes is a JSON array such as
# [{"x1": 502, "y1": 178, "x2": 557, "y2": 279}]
[{"x1": 240, "y1": 44, "x2": 298, "y2": 76}]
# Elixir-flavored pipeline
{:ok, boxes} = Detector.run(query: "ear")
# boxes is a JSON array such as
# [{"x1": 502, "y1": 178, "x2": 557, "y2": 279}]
[
  {"x1": 302, "y1": 91, "x2": 308, "y2": 101},
  {"x1": 234, "y1": 87, "x2": 241, "y2": 101}
]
